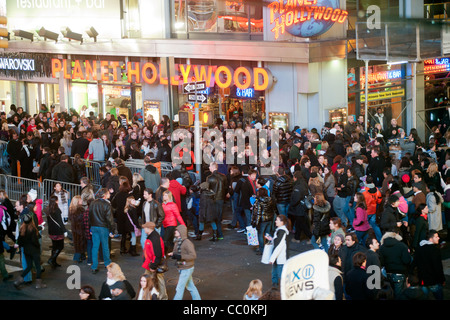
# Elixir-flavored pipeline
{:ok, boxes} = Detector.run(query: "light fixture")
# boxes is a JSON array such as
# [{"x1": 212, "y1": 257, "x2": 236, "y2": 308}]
[
  {"x1": 13, "y1": 30, "x2": 33, "y2": 42},
  {"x1": 38, "y1": 27, "x2": 59, "y2": 42},
  {"x1": 387, "y1": 60, "x2": 408, "y2": 65},
  {"x1": 86, "y1": 27, "x2": 98, "y2": 42},
  {"x1": 61, "y1": 27, "x2": 83, "y2": 43}
]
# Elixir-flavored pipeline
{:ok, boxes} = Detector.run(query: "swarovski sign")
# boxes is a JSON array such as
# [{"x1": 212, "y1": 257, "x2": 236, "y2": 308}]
[{"x1": 0, "y1": 57, "x2": 35, "y2": 71}]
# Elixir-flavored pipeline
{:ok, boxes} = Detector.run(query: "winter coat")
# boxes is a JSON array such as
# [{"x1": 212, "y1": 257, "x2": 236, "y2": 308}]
[
  {"x1": 341, "y1": 242, "x2": 367, "y2": 276},
  {"x1": 380, "y1": 205, "x2": 401, "y2": 234},
  {"x1": 141, "y1": 200, "x2": 165, "y2": 229},
  {"x1": 142, "y1": 230, "x2": 164, "y2": 271},
  {"x1": 345, "y1": 267, "x2": 374, "y2": 300},
  {"x1": 288, "y1": 178, "x2": 309, "y2": 217},
  {"x1": 198, "y1": 189, "x2": 218, "y2": 223},
  {"x1": 235, "y1": 176, "x2": 257, "y2": 210},
  {"x1": 353, "y1": 207, "x2": 370, "y2": 232},
  {"x1": 251, "y1": 196, "x2": 276, "y2": 227},
  {"x1": 269, "y1": 225, "x2": 289, "y2": 265},
  {"x1": 111, "y1": 190, "x2": 134, "y2": 234},
  {"x1": 412, "y1": 215, "x2": 428, "y2": 249},
  {"x1": 69, "y1": 206, "x2": 87, "y2": 254},
  {"x1": 426, "y1": 192, "x2": 443, "y2": 232},
  {"x1": 323, "y1": 174, "x2": 336, "y2": 199},
  {"x1": 379, "y1": 232, "x2": 411, "y2": 274},
  {"x1": 172, "y1": 225, "x2": 197, "y2": 270},
  {"x1": 162, "y1": 202, "x2": 185, "y2": 228},
  {"x1": 272, "y1": 175, "x2": 293, "y2": 204},
  {"x1": 362, "y1": 186, "x2": 382, "y2": 216},
  {"x1": 46, "y1": 207, "x2": 67, "y2": 237},
  {"x1": 81, "y1": 185, "x2": 95, "y2": 211},
  {"x1": 312, "y1": 201, "x2": 331, "y2": 237},
  {"x1": 53, "y1": 190, "x2": 69, "y2": 221},
  {"x1": 366, "y1": 156, "x2": 386, "y2": 187},
  {"x1": 88, "y1": 138, "x2": 106, "y2": 161},
  {"x1": 168, "y1": 180, "x2": 187, "y2": 213},
  {"x1": 17, "y1": 227, "x2": 40, "y2": 256},
  {"x1": 412, "y1": 240, "x2": 445, "y2": 287},
  {"x1": 51, "y1": 161, "x2": 76, "y2": 183},
  {"x1": 140, "y1": 164, "x2": 161, "y2": 191}
]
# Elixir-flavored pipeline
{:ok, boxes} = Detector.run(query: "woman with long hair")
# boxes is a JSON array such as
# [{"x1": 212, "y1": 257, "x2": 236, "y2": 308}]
[
  {"x1": 52, "y1": 182, "x2": 69, "y2": 224},
  {"x1": 412, "y1": 204, "x2": 429, "y2": 250},
  {"x1": 46, "y1": 195, "x2": 66, "y2": 268},
  {"x1": 98, "y1": 262, "x2": 136, "y2": 300},
  {"x1": 352, "y1": 192, "x2": 370, "y2": 244},
  {"x1": 79, "y1": 285, "x2": 97, "y2": 300},
  {"x1": 311, "y1": 193, "x2": 331, "y2": 252},
  {"x1": 266, "y1": 214, "x2": 291, "y2": 288},
  {"x1": 426, "y1": 185, "x2": 443, "y2": 233},
  {"x1": 243, "y1": 279, "x2": 263, "y2": 300},
  {"x1": 60, "y1": 130, "x2": 73, "y2": 156},
  {"x1": 162, "y1": 190, "x2": 185, "y2": 253},
  {"x1": 69, "y1": 195, "x2": 87, "y2": 263},
  {"x1": 14, "y1": 213, "x2": 46, "y2": 289},
  {"x1": 124, "y1": 196, "x2": 140, "y2": 256},
  {"x1": 136, "y1": 273, "x2": 159, "y2": 300},
  {"x1": 111, "y1": 177, "x2": 133, "y2": 255}
]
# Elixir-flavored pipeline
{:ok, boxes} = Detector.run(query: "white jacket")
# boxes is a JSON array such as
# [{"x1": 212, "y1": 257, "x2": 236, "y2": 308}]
[{"x1": 269, "y1": 225, "x2": 289, "y2": 265}]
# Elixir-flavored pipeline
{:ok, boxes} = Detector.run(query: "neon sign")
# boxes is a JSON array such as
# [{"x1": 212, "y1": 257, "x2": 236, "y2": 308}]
[
  {"x1": 268, "y1": 0, "x2": 348, "y2": 39},
  {"x1": 424, "y1": 58, "x2": 450, "y2": 74},
  {"x1": 236, "y1": 88, "x2": 255, "y2": 98},
  {"x1": 360, "y1": 70, "x2": 402, "y2": 82},
  {"x1": 51, "y1": 59, "x2": 273, "y2": 91}
]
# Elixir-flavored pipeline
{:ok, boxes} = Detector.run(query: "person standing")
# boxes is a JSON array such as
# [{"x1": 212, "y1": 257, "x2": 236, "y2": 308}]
[
  {"x1": 411, "y1": 230, "x2": 445, "y2": 300},
  {"x1": 311, "y1": 193, "x2": 331, "y2": 252},
  {"x1": 140, "y1": 188, "x2": 165, "y2": 251},
  {"x1": 333, "y1": 164, "x2": 350, "y2": 228},
  {"x1": 251, "y1": 188, "x2": 276, "y2": 255},
  {"x1": 89, "y1": 188, "x2": 115, "y2": 274},
  {"x1": 344, "y1": 252, "x2": 374, "y2": 300},
  {"x1": 352, "y1": 192, "x2": 371, "y2": 245},
  {"x1": 69, "y1": 195, "x2": 87, "y2": 263},
  {"x1": 365, "y1": 237, "x2": 381, "y2": 270},
  {"x1": 266, "y1": 215, "x2": 291, "y2": 288},
  {"x1": 168, "y1": 224, "x2": 201, "y2": 300},
  {"x1": 272, "y1": 167, "x2": 293, "y2": 217},
  {"x1": 206, "y1": 162, "x2": 228, "y2": 240},
  {"x1": 288, "y1": 171, "x2": 311, "y2": 243},
  {"x1": 111, "y1": 177, "x2": 133, "y2": 255},
  {"x1": 366, "y1": 147, "x2": 385, "y2": 188}
]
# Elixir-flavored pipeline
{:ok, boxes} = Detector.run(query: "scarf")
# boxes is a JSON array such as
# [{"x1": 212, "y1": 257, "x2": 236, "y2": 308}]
[{"x1": 59, "y1": 190, "x2": 67, "y2": 205}]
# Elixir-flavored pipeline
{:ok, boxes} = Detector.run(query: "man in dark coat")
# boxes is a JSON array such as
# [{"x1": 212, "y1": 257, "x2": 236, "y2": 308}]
[
  {"x1": 234, "y1": 168, "x2": 257, "y2": 228},
  {"x1": 411, "y1": 230, "x2": 445, "y2": 300},
  {"x1": 366, "y1": 146, "x2": 385, "y2": 188},
  {"x1": 288, "y1": 171, "x2": 311, "y2": 242},
  {"x1": 38, "y1": 147, "x2": 53, "y2": 181},
  {"x1": 340, "y1": 232, "x2": 367, "y2": 277},
  {"x1": 115, "y1": 158, "x2": 133, "y2": 185},
  {"x1": 51, "y1": 155, "x2": 76, "y2": 183},
  {"x1": 206, "y1": 162, "x2": 228, "y2": 240},
  {"x1": 71, "y1": 130, "x2": 90, "y2": 158},
  {"x1": 272, "y1": 167, "x2": 293, "y2": 217}
]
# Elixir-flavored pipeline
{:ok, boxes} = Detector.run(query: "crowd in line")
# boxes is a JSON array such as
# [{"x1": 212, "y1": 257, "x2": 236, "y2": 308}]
[{"x1": 0, "y1": 103, "x2": 449, "y2": 300}]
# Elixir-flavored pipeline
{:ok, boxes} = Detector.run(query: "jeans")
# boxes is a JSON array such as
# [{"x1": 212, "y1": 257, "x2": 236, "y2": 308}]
[
  {"x1": 422, "y1": 284, "x2": 443, "y2": 300},
  {"x1": 311, "y1": 235, "x2": 329, "y2": 252},
  {"x1": 231, "y1": 194, "x2": 245, "y2": 229},
  {"x1": 355, "y1": 230, "x2": 368, "y2": 245},
  {"x1": 173, "y1": 267, "x2": 201, "y2": 300},
  {"x1": 258, "y1": 221, "x2": 272, "y2": 252},
  {"x1": 368, "y1": 214, "x2": 382, "y2": 242},
  {"x1": 271, "y1": 263, "x2": 284, "y2": 286},
  {"x1": 386, "y1": 273, "x2": 406, "y2": 299},
  {"x1": 333, "y1": 196, "x2": 348, "y2": 227},
  {"x1": 21, "y1": 248, "x2": 32, "y2": 282},
  {"x1": 345, "y1": 199, "x2": 355, "y2": 226},
  {"x1": 91, "y1": 226, "x2": 111, "y2": 270},
  {"x1": 22, "y1": 252, "x2": 42, "y2": 279},
  {"x1": 130, "y1": 232, "x2": 136, "y2": 246},
  {"x1": 276, "y1": 203, "x2": 290, "y2": 217},
  {"x1": 214, "y1": 200, "x2": 224, "y2": 238},
  {"x1": 244, "y1": 209, "x2": 252, "y2": 227}
]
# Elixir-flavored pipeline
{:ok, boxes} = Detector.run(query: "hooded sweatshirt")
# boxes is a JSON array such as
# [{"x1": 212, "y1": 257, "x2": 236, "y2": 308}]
[
  {"x1": 172, "y1": 224, "x2": 197, "y2": 270},
  {"x1": 140, "y1": 164, "x2": 161, "y2": 191}
]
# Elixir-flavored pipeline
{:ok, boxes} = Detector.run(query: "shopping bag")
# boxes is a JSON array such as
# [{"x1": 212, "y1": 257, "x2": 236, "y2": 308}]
[
  {"x1": 246, "y1": 226, "x2": 259, "y2": 246},
  {"x1": 261, "y1": 242, "x2": 274, "y2": 264}
]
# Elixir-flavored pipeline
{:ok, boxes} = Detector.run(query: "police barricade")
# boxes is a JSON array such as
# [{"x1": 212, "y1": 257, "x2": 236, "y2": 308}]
[
  {"x1": 160, "y1": 161, "x2": 173, "y2": 177},
  {"x1": 1, "y1": 174, "x2": 43, "y2": 202},
  {"x1": 42, "y1": 179, "x2": 102, "y2": 208},
  {"x1": 71, "y1": 157, "x2": 103, "y2": 186},
  {"x1": 0, "y1": 141, "x2": 10, "y2": 173},
  {"x1": 125, "y1": 159, "x2": 145, "y2": 175}
]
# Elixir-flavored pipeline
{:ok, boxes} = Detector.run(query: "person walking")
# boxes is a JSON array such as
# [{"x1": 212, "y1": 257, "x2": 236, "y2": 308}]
[
  {"x1": 140, "y1": 188, "x2": 165, "y2": 250},
  {"x1": 288, "y1": 171, "x2": 312, "y2": 243},
  {"x1": 161, "y1": 190, "x2": 185, "y2": 253},
  {"x1": 46, "y1": 195, "x2": 67, "y2": 268},
  {"x1": 89, "y1": 188, "x2": 115, "y2": 274},
  {"x1": 111, "y1": 177, "x2": 133, "y2": 255},
  {"x1": 14, "y1": 213, "x2": 46, "y2": 289},
  {"x1": 69, "y1": 195, "x2": 87, "y2": 263},
  {"x1": 266, "y1": 215, "x2": 291, "y2": 288},
  {"x1": 98, "y1": 262, "x2": 136, "y2": 300},
  {"x1": 311, "y1": 193, "x2": 331, "y2": 252},
  {"x1": 251, "y1": 188, "x2": 276, "y2": 255},
  {"x1": 352, "y1": 192, "x2": 371, "y2": 245},
  {"x1": 168, "y1": 224, "x2": 201, "y2": 300}
]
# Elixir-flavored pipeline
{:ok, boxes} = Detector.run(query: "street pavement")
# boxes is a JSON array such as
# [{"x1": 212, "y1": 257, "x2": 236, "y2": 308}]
[{"x1": 2, "y1": 204, "x2": 450, "y2": 300}]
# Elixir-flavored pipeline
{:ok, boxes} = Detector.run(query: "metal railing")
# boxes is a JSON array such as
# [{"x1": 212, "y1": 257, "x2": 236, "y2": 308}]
[{"x1": 42, "y1": 179, "x2": 102, "y2": 207}]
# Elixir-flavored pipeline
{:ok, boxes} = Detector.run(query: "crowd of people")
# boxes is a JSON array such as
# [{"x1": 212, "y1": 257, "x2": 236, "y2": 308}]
[{"x1": 0, "y1": 102, "x2": 449, "y2": 300}]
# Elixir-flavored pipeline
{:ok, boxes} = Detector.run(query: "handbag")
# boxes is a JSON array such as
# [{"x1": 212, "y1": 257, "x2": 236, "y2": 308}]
[
  {"x1": 261, "y1": 241, "x2": 274, "y2": 264},
  {"x1": 246, "y1": 226, "x2": 259, "y2": 246},
  {"x1": 157, "y1": 256, "x2": 169, "y2": 273},
  {"x1": 126, "y1": 212, "x2": 141, "y2": 237}
]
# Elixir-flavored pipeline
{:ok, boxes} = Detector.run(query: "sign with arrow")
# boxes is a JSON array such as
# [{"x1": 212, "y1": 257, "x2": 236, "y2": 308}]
[
  {"x1": 183, "y1": 81, "x2": 207, "y2": 93},
  {"x1": 187, "y1": 93, "x2": 207, "y2": 103}
]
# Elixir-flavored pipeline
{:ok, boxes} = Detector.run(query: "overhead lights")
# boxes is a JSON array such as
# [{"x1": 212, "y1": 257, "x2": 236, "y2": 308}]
[
  {"x1": 86, "y1": 27, "x2": 98, "y2": 42},
  {"x1": 61, "y1": 27, "x2": 83, "y2": 44},
  {"x1": 13, "y1": 30, "x2": 34, "y2": 42},
  {"x1": 38, "y1": 27, "x2": 59, "y2": 42}
]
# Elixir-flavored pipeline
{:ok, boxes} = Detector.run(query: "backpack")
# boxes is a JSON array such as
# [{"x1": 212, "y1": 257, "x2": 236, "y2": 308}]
[{"x1": 0, "y1": 205, "x2": 12, "y2": 232}]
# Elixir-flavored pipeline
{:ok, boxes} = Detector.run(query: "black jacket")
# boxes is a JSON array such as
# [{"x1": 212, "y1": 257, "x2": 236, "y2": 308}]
[
  {"x1": 46, "y1": 207, "x2": 67, "y2": 236},
  {"x1": 379, "y1": 232, "x2": 411, "y2": 274},
  {"x1": 345, "y1": 267, "x2": 374, "y2": 300},
  {"x1": 412, "y1": 241, "x2": 445, "y2": 287},
  {"x1": 251, "y1": 196, "x2": 276, "y2": 227},
  {"x1": 6, "y1": 138, "x2": 22, "y2": 160},
  {"x1": 380, "y1": 205, "x2": 401, "y2": 234},
  {"x1": 272, "y1": 175, "x2": 293, "y2": 204},
  {"x1": 367, "y1": 156, "x2": 386, "y2": 187},
  {"x1": 288, "y1": 178, "x2": 309, "y2": 217},
  {"x1": 89, "y1": 199, "x2": 114, "y2": 233},
  {"x1": 336, "y1": 172, "x2": 349, "y2": 198},
  {"x1": 235, "y1": 176, "x2": 257, "y2": 210},
  {"x1": 341, "y1": 242, "x2": 367, "y2": 276},
  {"x1": 71, "y1": 137, "x2": 90, "y2": 158},
  {"x1": 206, "y1": 170, "x2": 228, "y2": 201},
  {"x1": 141, "y1": 200, "x2": 165, "y2": 229},
  {"x1": 51, "y1": 161, "x2": 76, "y2": 183},
  {"x1": 17, "y1": 227, "x2": 40, "y2": 256},
  {"x1": 38, "y1": 153, "x2": 53, "y2": 180},
  {"x1": 312, "y1": 202, "x2": 331, "y2": 237}
]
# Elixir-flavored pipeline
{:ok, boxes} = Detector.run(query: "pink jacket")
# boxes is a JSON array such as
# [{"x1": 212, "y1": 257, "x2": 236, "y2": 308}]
[
  {"x1": 353, "y1": 207, "x2": 370, "y2": 232},
  {"x1": 392, "y1": 191, "x2": 408, "y2": 216}
]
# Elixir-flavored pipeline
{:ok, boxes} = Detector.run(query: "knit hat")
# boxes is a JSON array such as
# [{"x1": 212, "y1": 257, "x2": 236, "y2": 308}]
[
  {"x1": 401, "y1": 174, "x2": 410, "y2": 184},
  {"x1": 28, "y1": 189, "x2": 37, "y2": 201}
]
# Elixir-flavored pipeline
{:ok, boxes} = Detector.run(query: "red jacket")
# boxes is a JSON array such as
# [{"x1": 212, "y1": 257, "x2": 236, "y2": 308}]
[
  {"x1": 168, "y1": 180, "x2": 187, "y2": 213},
  {"x1": 162, "y1": 202, "x2": 185, "y2": 228},
  {"x1": 362, "y1": 187, "x2": 382, "y2": 216},
  {"x1": 142, "y1": 231, "x2": 165, "y2": 271}
]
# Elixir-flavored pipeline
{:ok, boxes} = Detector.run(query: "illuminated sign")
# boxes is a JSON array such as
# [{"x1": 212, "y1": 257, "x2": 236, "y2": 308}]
[
  {"x1": 424, "y1": 58, "x2": 450, "y2": 74},
  {"x1": 51, "y1": 59, "x2": 273, "y2": 91},
  {"x1": 268, "y1": 0, "x2": 348, "y2": 39},
  {"x1": 360, "y1": 70, "x2": 402, "y2": 83},
  {"x1": 360, "y1": 88, "x2": 405, "y2": 102},
  {"x1": 0, "y1": 57, "x2": 35, "y2": 71},
  {"x1": 236, "y1": 87, "x2": 255, "y2": 98}
]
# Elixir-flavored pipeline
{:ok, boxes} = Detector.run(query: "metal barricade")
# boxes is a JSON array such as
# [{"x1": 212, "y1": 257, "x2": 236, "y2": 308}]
[
  {"x1": 71, "y1": 157, "x2": 103, "y2": 185},
  {"x1": 42, "y1": 179, "x2": 102, "y2": 207},
  {"x1": 160, "y1": 161, "x2": 173, "y2": 177},
  {"x1": 1, "y1": 174, "x2": 43, "y2": 202},
  {"x1": 125, "y1": 159, "x2": 145, "y2": 175}
]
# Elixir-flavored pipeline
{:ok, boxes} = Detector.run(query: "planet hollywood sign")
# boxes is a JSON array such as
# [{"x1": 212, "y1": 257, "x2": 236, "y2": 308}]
[
  {"x1": 269, "y1": 0, "x2": 349, "y2": 39},
  {"x1": 51, "y1": 59, "x2": 273, "y2": 91}
]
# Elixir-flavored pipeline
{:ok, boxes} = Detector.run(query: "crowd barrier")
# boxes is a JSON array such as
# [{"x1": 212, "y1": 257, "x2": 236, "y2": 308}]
[{"x1": 0, "y1": 174, "x2": 101, "y2": 208}]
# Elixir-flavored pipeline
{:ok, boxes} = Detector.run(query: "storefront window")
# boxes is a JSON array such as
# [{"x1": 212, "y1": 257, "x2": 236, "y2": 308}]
[
  {"x1": 71, "y1": 83, "x2": 99, "y2": 117},
  {"x1": 172, "y1": 0, "x2": 263, "y2": 35},
  {"x1": 102, "y1": 85, "x2": 132, "y2": 120}
]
